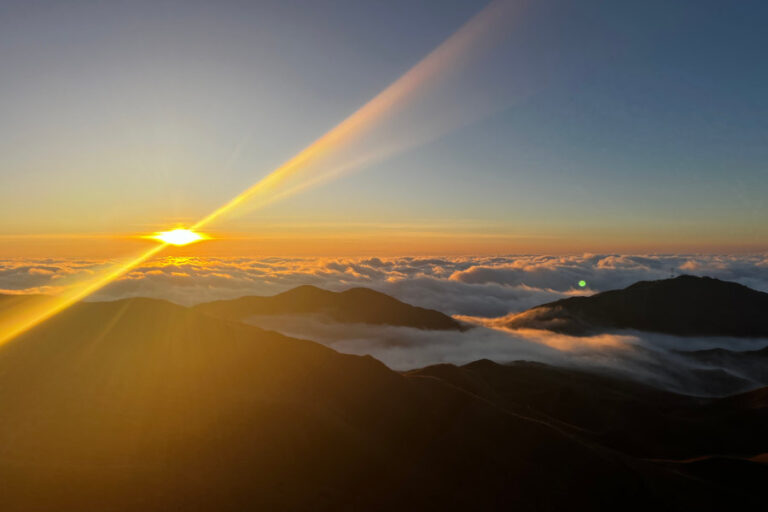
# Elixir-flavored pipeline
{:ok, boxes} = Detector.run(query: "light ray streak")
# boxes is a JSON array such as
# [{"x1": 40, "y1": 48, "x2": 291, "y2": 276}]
[
  {"x1": 0, "y1": 0, "x2": 519, "y2": 347},
  {"x1": 0, "y1": 244, "x2": 167, "y2": 345},
  {"x1": 192, "y1": 0, "x2": 518, "y2": 230}
]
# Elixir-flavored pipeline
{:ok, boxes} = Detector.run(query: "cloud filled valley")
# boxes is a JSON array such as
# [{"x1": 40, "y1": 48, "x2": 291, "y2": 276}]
[{"x1": 2, "y1": 253, "x2": 767, "y2": 396}]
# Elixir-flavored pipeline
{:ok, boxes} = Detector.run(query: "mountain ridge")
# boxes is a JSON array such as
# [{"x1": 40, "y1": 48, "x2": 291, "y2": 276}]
[{"x1": 193, "y1": 284, "x2": 465, "y2": 331}]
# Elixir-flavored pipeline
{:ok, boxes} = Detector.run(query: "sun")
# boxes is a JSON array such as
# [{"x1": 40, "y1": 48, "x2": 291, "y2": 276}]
[{"x1": 151, "y1": 228, "x2": 206, "y2": 246}]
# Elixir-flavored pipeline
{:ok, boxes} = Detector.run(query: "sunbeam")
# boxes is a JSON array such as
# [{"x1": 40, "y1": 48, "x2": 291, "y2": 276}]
[{"x1": 192, "y1": 0, "x2": 519, "y2": 230}]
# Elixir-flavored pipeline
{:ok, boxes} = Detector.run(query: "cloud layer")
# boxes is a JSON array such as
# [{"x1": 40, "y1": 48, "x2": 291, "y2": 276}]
[{"x1": 2, "y1": 254, "x2": 767, "y2": 317}]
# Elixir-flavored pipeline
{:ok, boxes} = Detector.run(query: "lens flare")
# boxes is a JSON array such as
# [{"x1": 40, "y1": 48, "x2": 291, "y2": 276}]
[{"x1": 0, "y1": 0, "x2": 520, "y2": 347}]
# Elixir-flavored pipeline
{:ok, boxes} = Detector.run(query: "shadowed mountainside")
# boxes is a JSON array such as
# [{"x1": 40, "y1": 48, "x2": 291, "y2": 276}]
[
  {"x1": 409, "y1": 359, "x2": 768, "y2": 460},
  {"x1": 502, "y1": 275, "x2": 768, "y2": 337},
  {"x1": 0, "y1": 297, "x2": 757, "y2": 511},
  {"x1": 410, "y1": 359, "x2": 768, "y2": 499},
  {"x1": 193, "y1": 284, "x2": 464, "y2": 330}
]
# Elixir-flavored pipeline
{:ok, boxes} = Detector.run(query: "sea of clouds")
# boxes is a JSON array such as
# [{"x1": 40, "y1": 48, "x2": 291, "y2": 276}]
[
  {"x1": 2, "y1": 253, "x2": 767, "y2": 394},
  {"x1": 2, "y1": 253, "x2": 766, "y2": 315}
]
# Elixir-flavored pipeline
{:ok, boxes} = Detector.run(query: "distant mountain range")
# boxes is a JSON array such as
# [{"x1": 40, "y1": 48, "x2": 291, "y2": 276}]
[
  {"x1": 503, "y1": 275, "x2": 768, "y2": 337},
  {"x1": 193, "y1": 284, "x2": 464, "y2": 330}
]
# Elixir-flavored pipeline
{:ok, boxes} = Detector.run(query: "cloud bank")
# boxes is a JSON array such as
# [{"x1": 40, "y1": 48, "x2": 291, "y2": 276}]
[{"x1": 2, "y1": 254, "x2": 766, "y2": 317}]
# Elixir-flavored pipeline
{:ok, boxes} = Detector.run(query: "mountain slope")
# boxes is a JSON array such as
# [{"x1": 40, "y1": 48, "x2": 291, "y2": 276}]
[
  {"x1": 193, "y1": 284, "x2": 464, "y2": 330},
  {"x1": 0, "y1": 298, "x2": 746, "y2": 511},
  {"x1": 503, "y1": 275, "x2": 768, "y2": 336},
  {"x1": 410, "y1": 359, "x2": 768, "y2": 460}
]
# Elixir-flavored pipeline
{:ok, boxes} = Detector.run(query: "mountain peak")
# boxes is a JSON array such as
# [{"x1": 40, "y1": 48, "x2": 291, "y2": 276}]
[{"x1": 505, "y1": 275, "x2": 768, "y2": 337}]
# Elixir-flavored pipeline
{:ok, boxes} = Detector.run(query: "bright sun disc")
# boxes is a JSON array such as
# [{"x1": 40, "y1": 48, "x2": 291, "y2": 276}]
[{"x1": 151, "y1": 229, "x2": 205, "y2": 246}]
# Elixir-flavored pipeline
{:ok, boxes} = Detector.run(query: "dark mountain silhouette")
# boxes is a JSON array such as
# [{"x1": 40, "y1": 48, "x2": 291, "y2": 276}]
[
  {"x1": 0, "y1": 298, "x2": 758, "y2": 510},
  {"x1": 503, "y1": 275, "x2": 768, "y2": 336},
  {"x1": 193, "y1": 284, "x2": 464, "y2": 330}
]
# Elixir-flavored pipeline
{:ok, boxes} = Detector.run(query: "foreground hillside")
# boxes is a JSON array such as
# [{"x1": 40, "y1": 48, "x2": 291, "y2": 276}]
[{"x1": 0, "y1": 297, "x2": 759, "y2": 510}]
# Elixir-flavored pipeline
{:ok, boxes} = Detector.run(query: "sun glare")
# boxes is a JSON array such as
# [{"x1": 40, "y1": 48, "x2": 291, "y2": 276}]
[{"x1": 151, "y1": 229, "x2": 206, "y2": 246}]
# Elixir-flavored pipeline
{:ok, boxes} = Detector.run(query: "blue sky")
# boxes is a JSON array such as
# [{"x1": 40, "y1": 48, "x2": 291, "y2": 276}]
[{"x1": 0, "y1": 0, "x2": 766, "y2": 253}]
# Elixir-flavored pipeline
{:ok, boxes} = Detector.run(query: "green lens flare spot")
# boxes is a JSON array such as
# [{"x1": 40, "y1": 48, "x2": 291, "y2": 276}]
[{"x1": 578, "y1": 280, "x2": 587, "y2": 288}]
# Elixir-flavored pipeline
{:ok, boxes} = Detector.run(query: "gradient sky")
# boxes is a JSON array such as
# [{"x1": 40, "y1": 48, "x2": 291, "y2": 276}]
[{"x1": 1, "y1": 0, "x2": 766, "y2": 256}]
